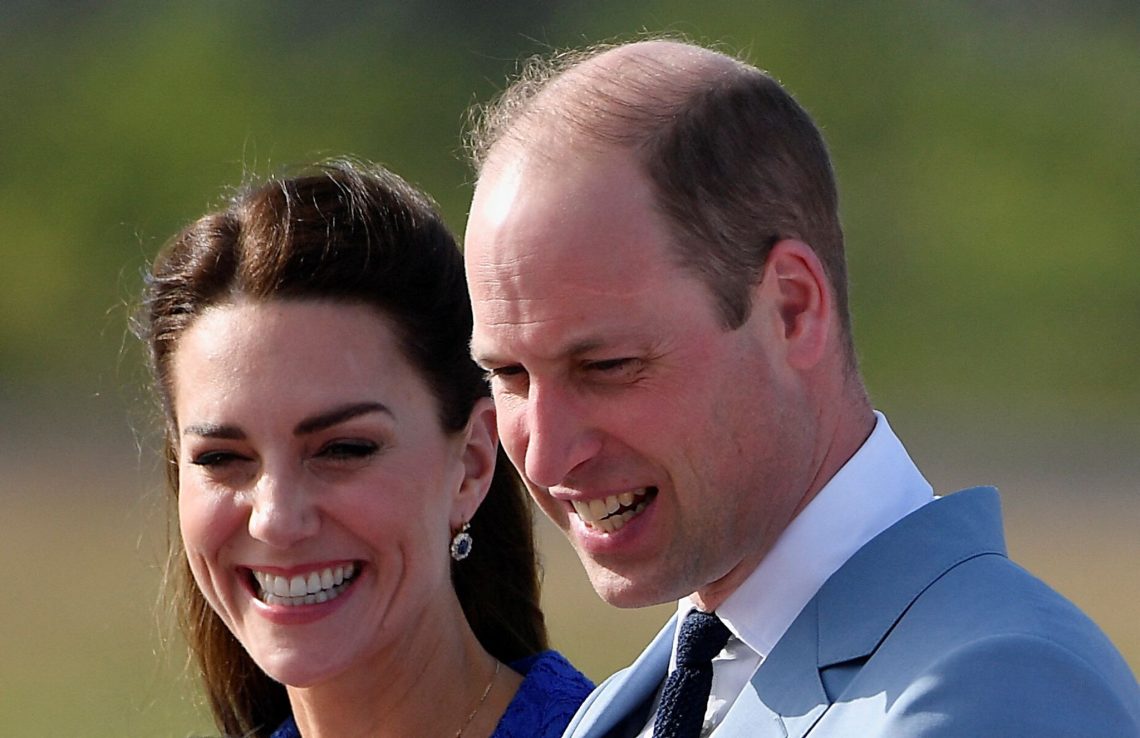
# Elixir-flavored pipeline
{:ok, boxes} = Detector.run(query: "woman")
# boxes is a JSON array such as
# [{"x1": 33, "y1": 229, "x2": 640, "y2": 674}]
[{"x1": 136, "y1": 161, "x2": 593, "y2": 737}]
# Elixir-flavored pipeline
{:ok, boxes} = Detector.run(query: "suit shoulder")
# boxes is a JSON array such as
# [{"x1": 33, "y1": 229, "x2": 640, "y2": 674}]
[
  {"x1": 851, "y1": 555, "x2": 1140, "y2": 735},
  {"x1": 875, "y1": 631, "x2": 1140, "y2": 737},
  {"x1": 917, "y1": 551, "x2": 1127, "y2": 656}
]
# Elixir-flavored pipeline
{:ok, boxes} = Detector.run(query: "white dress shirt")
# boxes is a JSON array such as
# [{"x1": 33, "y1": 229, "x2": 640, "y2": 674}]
[{"x1": 637, "y1": 412, "x2": 934, "y2": 737}]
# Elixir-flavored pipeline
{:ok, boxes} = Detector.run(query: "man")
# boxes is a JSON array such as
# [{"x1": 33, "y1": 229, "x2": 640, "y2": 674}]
[{"x1": 463, "y1": 39, "x2": 1139, "y2": 737}]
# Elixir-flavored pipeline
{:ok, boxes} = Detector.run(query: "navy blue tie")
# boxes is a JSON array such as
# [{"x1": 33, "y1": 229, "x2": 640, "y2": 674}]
[{"x1": 653, "y1": 610, "x2": 731, "y2": 738}]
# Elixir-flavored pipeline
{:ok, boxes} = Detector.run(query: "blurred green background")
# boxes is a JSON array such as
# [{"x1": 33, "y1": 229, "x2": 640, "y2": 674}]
[{"x1": 1, "y1": 1, "x2": 1136, "y2": 735}]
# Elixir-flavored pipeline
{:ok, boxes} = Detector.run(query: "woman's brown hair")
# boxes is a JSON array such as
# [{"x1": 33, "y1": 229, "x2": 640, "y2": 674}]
[{"x1": 135, "y1": 160, "x2": 547, "y2": 737}]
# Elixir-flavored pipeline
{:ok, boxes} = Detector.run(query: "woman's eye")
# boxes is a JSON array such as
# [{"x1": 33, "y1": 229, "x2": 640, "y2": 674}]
[
  {"x1": 318, "y1": 440, "x2": 379, "y2": 460},
  {"x1": 190, "y1": 450, "x2": 244, "y2": 468}
]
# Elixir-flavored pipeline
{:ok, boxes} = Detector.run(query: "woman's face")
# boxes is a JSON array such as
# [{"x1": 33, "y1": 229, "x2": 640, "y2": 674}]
[{"x1": 170, "y1": 299, "x2": 494, "y2": 687}]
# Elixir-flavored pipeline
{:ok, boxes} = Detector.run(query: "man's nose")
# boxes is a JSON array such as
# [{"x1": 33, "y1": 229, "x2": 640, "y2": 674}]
[
  {"x1": 246, "y1": 463, "x2": 319, "y2": 548},
  {"x1": 521, "y1": 381, "x2": 601, "y2": 489}
]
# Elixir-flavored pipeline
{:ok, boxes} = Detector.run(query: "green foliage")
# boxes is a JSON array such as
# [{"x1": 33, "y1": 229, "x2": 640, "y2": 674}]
[{"x1": 1, "y1": 0, "x2": 1137, "y2": 419}]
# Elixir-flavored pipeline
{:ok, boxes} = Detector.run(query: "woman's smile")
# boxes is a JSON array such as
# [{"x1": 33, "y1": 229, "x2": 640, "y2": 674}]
[{"x1": 246, "y1": 562, "x2": 359, "y2": 607}]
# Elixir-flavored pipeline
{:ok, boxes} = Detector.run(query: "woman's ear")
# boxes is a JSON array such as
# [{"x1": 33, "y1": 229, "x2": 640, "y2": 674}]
[{"x1": 450, "y1": 396, "x2": 499, "y2": 528}]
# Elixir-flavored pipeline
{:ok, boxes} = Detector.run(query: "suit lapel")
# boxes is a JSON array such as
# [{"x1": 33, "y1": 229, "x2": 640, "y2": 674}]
[
  {"x1": 571, "y1": 616, "x2": 676, "y2": 738},
  {"x1": 724, "y1": 598, "x2": 828, "y2": 738},
  {"x1": 718, "y1": 487, "x2": 1006, "y2": 737},
  {"x1": 815, "y1": 487, "x2": 1005, "y2": 669}
]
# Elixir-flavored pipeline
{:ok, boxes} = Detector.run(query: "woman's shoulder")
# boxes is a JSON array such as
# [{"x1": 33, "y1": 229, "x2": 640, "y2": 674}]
[
  {"x1": 493, "y1": 650, "x2": 595, "y2": 738},
  {"x1": 267, "y1": 715, "x2": 299, "y2": 738}
]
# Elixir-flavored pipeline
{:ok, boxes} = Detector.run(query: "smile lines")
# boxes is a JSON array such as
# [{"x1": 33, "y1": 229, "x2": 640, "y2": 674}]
[
  {"x1": 251, "y1": 563, "x2": 357, "y2": 607},
  {"x1": 571, "y1": 488, "x2": 654, "y2": 533}
]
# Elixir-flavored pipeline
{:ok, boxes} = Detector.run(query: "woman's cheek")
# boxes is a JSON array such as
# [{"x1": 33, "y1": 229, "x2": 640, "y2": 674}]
[{"x1": 179, "y1": 483, "x2": 244, "y2": 595}]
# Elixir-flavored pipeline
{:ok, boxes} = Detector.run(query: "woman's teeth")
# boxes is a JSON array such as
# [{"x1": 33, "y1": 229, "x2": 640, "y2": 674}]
[
  {"x1": 252, "y1": 563, "x2": 357, "y2": 607},
  {"x1": 571, "y1": 489, "x2": 652, "y2": 533}
]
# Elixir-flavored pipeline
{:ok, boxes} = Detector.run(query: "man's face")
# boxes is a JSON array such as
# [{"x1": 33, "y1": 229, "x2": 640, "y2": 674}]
[{"x1": 465, "y1": 147, "x2": 815, "y2": 609}]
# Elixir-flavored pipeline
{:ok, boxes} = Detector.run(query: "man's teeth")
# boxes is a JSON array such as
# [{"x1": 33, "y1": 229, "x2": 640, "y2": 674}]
[
  {"x1": 252, "y1": 563, "x2": 357, "y2": 607},
  {"x1": 571, "y1": 489, "x2": 650, "y2": 533}
]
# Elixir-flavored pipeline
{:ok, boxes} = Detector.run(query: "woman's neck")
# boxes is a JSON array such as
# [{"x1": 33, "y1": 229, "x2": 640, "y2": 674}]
[{"x1": 285, "y1": 605, "x2": 508, "y2": 738}]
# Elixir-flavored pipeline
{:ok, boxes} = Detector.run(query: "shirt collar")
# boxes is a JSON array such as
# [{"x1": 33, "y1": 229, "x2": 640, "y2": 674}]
[{"x1": 677, "y1": 411, "x2": 933, "y2": 659}]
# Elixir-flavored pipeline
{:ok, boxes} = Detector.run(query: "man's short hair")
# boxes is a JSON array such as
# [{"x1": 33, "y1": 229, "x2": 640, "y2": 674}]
[{"x1": 467, "y1": 39, "x2": 853, "y2": 357}]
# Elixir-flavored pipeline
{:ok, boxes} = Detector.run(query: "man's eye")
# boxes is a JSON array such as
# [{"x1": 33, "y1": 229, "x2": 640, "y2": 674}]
[
  {"x1": 487, "y1": 365, "x2": 527, "y2": 379},
  {"x1": 486, "y1": 365, "x2": 530, "y2": 388},
  {"x1": 588, "y1": 358, "x2": 635, "y2": 372},
  {"x1": 586, "y1": 358, "x2": 647, "y2": 377}
]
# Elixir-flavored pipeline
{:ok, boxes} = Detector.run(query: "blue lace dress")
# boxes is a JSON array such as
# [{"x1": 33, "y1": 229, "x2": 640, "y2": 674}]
[{"x1": 268, "y1": 650, "x2": 593, "y2": 737}]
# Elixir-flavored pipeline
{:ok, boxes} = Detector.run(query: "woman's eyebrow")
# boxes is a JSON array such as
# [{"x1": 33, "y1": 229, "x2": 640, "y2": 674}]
[
  {"x1": 294, "y1": 402, "x2": 392, "y2": 436},
  {"x1": 180, "y1": 402, "x2": 392, "y2": 440},
  {"x1": 182, "y1": 422, "x2": 244, "y2": 440}
]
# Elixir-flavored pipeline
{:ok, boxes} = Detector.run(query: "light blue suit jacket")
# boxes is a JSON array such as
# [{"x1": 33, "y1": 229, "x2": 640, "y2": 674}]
[{"x1": 564, "y1": 488, "x2": 1140, "y2": 737}]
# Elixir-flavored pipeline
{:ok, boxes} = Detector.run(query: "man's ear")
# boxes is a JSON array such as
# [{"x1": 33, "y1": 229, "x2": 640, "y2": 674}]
[
  {"x1": 451, "y1": 396, "x2": 499, "y2": 528},
  {"x1": 755, "y1": 239, "x2": 832, "y2": 370}
]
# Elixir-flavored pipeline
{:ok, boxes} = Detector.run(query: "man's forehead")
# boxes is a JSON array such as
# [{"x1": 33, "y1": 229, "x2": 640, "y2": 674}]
[
  {"x1": 464, "y1": 140, "x2": 694, "y2": 364},
  {"x1": 468, "y1": 146, "x2": 661, "y2": 252},
  {"x1": 469, "y1": 304, "x2": 639, "y2": 367},
  {"x1": 467, "y1": 152, "x2": 531, "y2": 239}
]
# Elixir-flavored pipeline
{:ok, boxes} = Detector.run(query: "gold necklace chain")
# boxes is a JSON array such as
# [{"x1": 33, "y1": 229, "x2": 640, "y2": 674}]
[{"x1": 454, "y1": 660, "x2": 501, "y2": 738}]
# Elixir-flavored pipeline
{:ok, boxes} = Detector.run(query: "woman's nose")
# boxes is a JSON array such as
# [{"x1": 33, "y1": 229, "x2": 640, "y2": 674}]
[{"x1": 246, "y1": 466, "x2": 319, "y2": 548}]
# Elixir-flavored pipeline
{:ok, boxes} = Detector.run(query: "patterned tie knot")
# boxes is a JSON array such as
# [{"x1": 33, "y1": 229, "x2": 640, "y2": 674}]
[{"x1": 675, "y1": 610, "x2": 730, "y2": 668}]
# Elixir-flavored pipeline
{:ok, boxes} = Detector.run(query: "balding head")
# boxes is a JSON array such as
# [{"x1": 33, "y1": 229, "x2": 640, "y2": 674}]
[
  {"x1": 468, "y1": 38, "x2": 853, "y2": 358},
  {"x1": 469, "y1": 40, "x2": 744, "y2": 168}
]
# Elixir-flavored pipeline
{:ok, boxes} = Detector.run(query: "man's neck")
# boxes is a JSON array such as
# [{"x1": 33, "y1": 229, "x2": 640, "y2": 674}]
[{"x1": 691, "y1": 393, "x2": 875, "y2": 613}]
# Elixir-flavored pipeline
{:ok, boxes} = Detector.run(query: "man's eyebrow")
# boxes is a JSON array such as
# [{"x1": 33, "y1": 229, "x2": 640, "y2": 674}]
[
  {"x1": 469, "y1": 350, "x2": 496, "y2": 369},
  {"x1": 470, "y1": 337, "x2": 608, "y2": 367},
  {"x1": 563, "y1": 338, "x2": 605, "y2": 357},
  {"x1": 469, "y1": 337, "x2": 507, "y2": 368},
  {"x1": 294, "y1": 402, "x2": 392, "y2": 436}
]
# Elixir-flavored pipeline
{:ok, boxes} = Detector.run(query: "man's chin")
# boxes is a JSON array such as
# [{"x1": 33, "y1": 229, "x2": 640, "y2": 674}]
[{"x1": 581, "y1": 559, "x2": 679, "y2": 609}]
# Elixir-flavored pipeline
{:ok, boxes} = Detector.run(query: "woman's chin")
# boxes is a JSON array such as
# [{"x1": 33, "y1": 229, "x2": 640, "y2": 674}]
[{"x1": 255, "y1": 651, "x2": 343, "y2": 689}]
